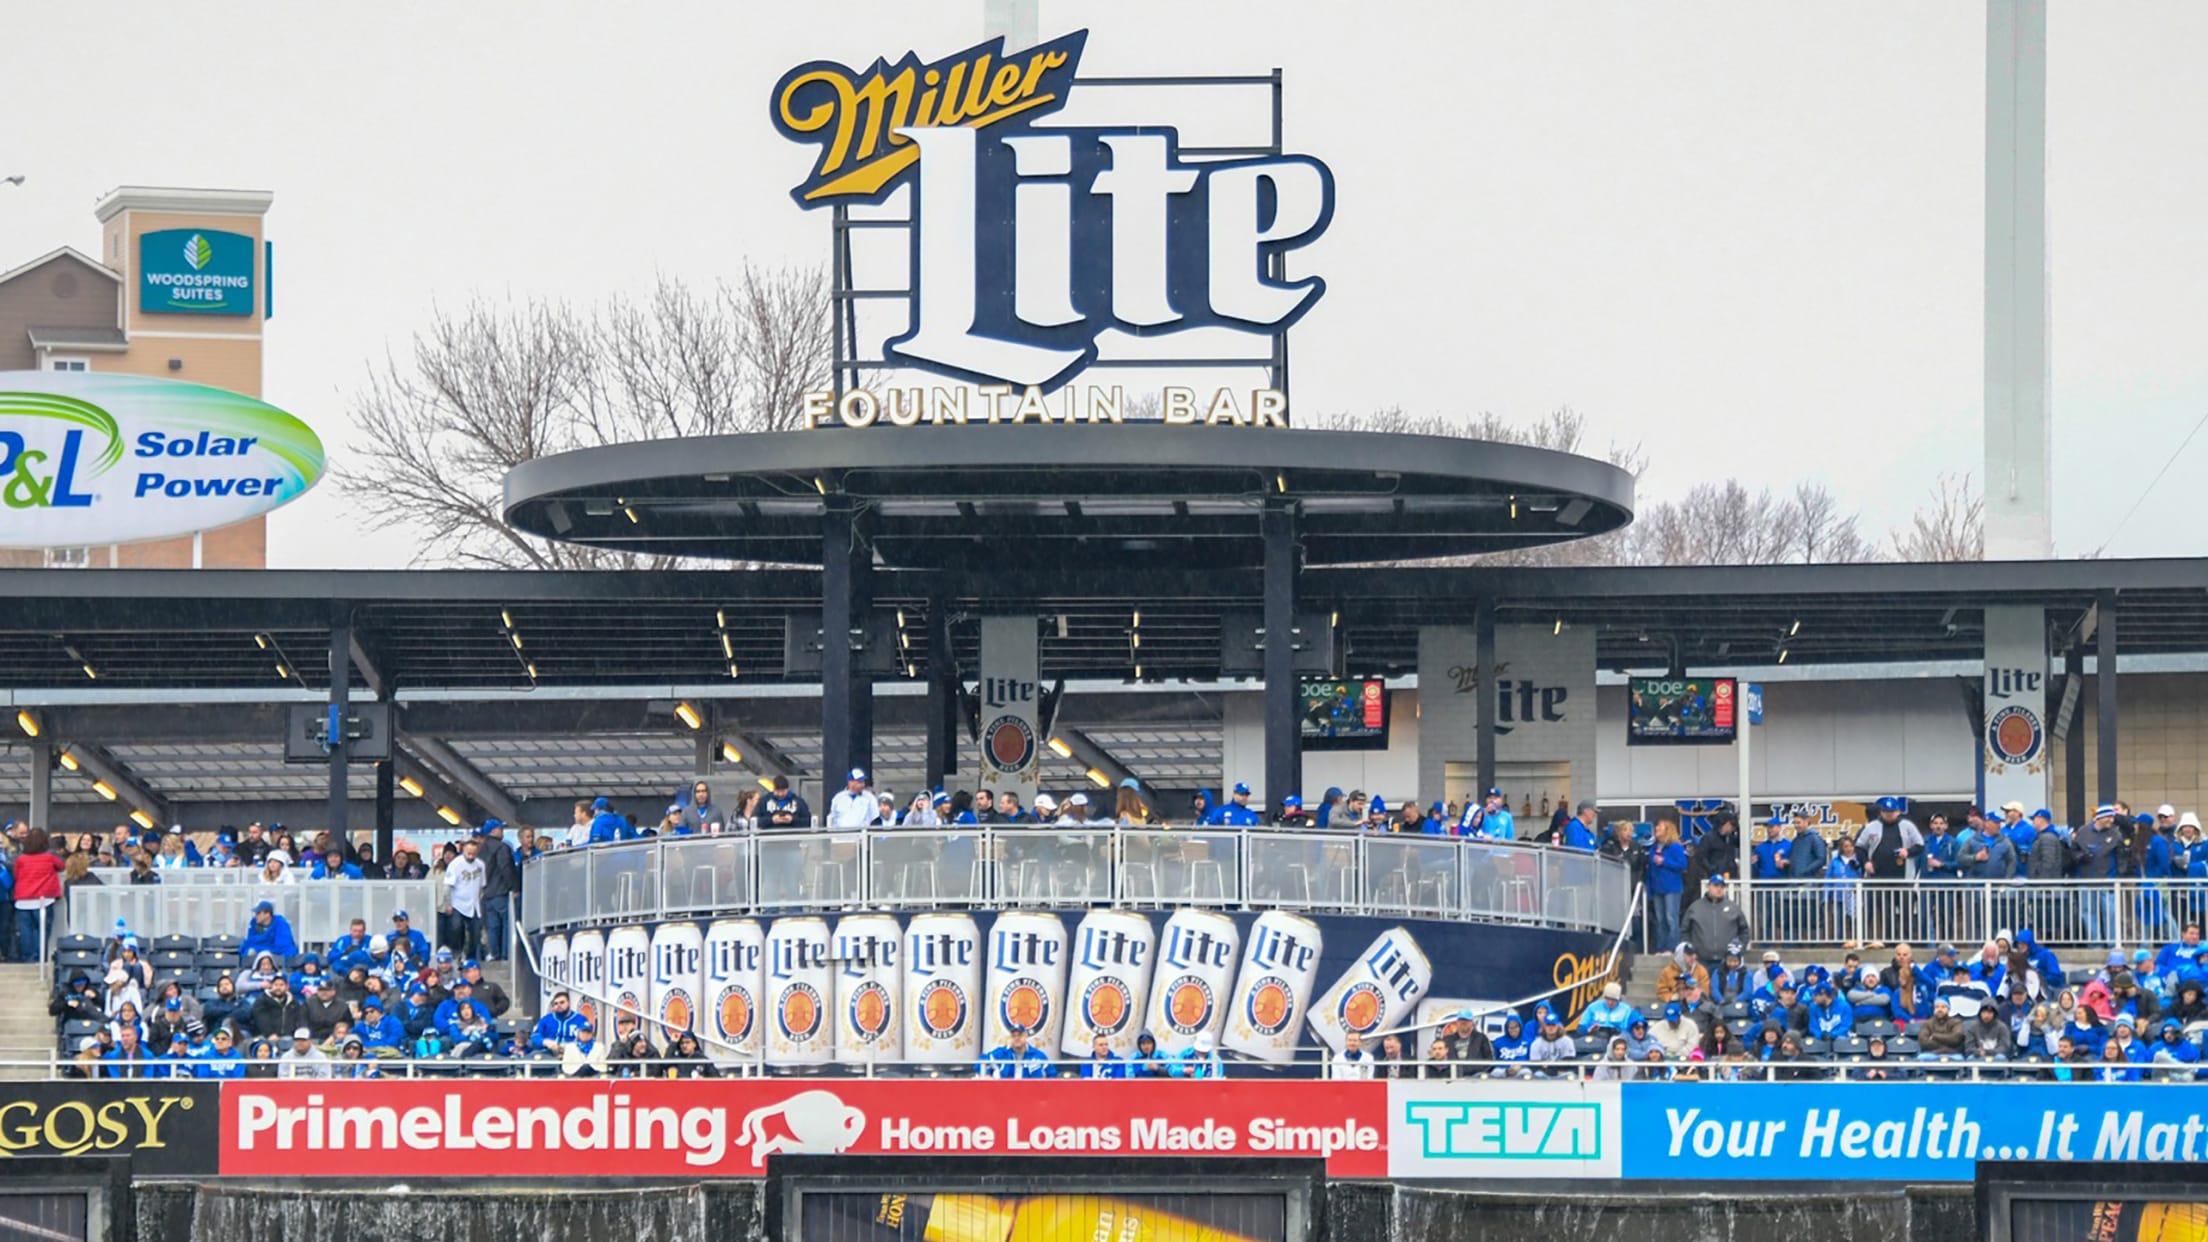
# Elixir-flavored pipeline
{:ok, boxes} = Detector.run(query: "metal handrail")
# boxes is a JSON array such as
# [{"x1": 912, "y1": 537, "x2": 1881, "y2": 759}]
[
  {"x1": 1736, "y1": 876, "x2": 2208, "y2": 951},
  {"x1": 518, "y1": 826, "x2": 1632, "y2": 936}
]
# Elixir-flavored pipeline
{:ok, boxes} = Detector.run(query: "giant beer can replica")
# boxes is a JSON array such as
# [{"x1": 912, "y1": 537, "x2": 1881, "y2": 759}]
[
  {"x1": 833, "y1": 914, "x2": 903, "y2": 1063},
  {"x1": 1305, "y1": 925, "x2": 1434, "y2": 1054},
  {"x1": 703, "y1": 919, "x2": 766, "y2": 1063},
  {"x1": 648, "y1": 921, "x2": 706, "y2": 1043},
  {"x1": 904, "y1": 912, "x2": 982, "y2": 1065},
  {"x1": 1221, "y1": 910, "x2": 1323, "y2": 1063},
  {"x1": 1142, "y1": 908, "x2": 1241, "y2": 1055},
  {"x1": 1060, "y1": 908, "x2": 1157, "y2": 1057},
  {"x1": 983, "y1": 911, "x2": 1068, "y2": 1049},
  {"x1": 765, "y1": 916, "x2": 834, "y2": 1065}
]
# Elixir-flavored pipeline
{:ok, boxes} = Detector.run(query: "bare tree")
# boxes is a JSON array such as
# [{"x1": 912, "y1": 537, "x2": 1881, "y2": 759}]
[
  {"x1": 342, "y1": 267, "x2": 831, "y2": 568},
  {"x1": 1890, "y1": 470, "x2": 1985, "y2": 562}
]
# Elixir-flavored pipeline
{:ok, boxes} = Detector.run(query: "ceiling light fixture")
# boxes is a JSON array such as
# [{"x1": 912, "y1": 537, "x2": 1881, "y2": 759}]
[
  {"x1": 58, "y1": 751, "x2": 79, "y2": 772},
  {"x1": 1084, "y1": 768, "x2": 1110, "y2": 789},
  {"x1": 1047, "y1": 737, "x2": 1073, "y2": 759},
  {"x1": 674, "y1": 701, "x2": 703, "y2": 730},
  {"x1": 91, "y1": 780, "x2": 117, "y2": 801},
  {"x1": 14, "y1": 710, "x2": 37, "y2": 738},
  {"x1": 398, "y1": 775, "x2": 424, "y2": 797},
  {"x1": 436, "y1": 805, "x2": 463, "y2": 826},
  {"x1": 721, "y1": 741, "x2": 742, "y2": 764}
]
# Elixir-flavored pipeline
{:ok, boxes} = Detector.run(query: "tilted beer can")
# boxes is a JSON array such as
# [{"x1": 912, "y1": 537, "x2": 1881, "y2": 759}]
[
  {"x1": 1221, "y1": 910, "x2": 1323, "y2": 1064},
  {"x1": 1142, "y1": 908, "x2": 1241, "y2": 1055},
  {"x1": 1305, "y1": 926, "x2": 1433, "y2": 1055}
]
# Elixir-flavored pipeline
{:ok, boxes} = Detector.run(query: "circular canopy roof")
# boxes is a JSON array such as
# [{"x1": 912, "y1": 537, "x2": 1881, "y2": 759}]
[{"x1": 504, "y1": 426, "x2": 1635, "y2": 570}]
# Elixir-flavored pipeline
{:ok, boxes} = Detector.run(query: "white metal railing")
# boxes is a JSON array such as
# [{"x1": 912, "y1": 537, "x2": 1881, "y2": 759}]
[
  {"x1": 65, "y1": 877, "x2": 439, "y2": 946},
  {"x1": 519, "y1": 827, "x2": 1633, "y2": 935},
  {"x1": 1740, "y1": 878, "x2": 2207, "y2": 950}
]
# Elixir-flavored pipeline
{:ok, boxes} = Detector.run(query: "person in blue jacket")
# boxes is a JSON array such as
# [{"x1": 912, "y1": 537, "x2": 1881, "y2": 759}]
[
  {"x1": 586, "y1": 797, "x2": 635, "y2": 844},
  {"x1": 1560, "y1": 801, "x2": 1600, "y2": 852},
  {"x1": 1127, "y1": 1032, "x2": 1169, "y2": 1077},
  {"x1": 309, "y1": 846, "x2": 362, "y2": 881},
  {"x1": 1205, "y1": 784, "x2": 1263, "y2": 827},
  {"x1": 2064, "y1": 1006, "x2": 2110, "y2": 1058},
  {"x1": 1752, "y1": 817, "x2": 1791, "y2": 881},
  {"x1": 2013, "y1": 929, "x2": 2066, "y2": 991},
  {"x1": 1190, "y1": 789, "x2": 1216, "y2": 826},
  {"x1": 1846, "y1": 966, "x2": 1895, "y2": 1024},
  {"x1": 356, "y1": 998, "x2": 408, "y2": 1052},
  {"x1": 1492, "y1": 1014, "x2": 1531, "y2": 1069},
  {"x1": 236, "y1": 900, "x2": 298, "y2": 967},
  {"x1": 1646, "y1": 824, "x2": 1688, "y2": 955},
  {"x1": 192, "y1": 1028, "x2": 245, "y2": 1078},
  {"x1": 2157, "y1": 924, "x2": 2206, "y2": 983},
  {"x1": 326, "y1": 919, "x2": 375, "y2": 974},
  {"x1": 529, "y1": 992, "x2": 591, "y2": 1053},
  {"x1": 1577, "y1": 982, "x2": 1640, "y2": 1037},
  {"x1": 1457, "y1": 789, "x2": 1515, "y2": 840},
  {"x1": 978, "y1": 1025, "x2": 1053, "y2": 1078},
  {"x1": 386, "y1": 910, "x2": 432, "y2": 963},
  {"x1": 2151, "y1": 1018, "x2": 2202, "y2": 1080},
  {"x1": 1078, "y1": 1035, "x2": 1126, "y2": 1079},
  {"x1": 1805, "y1": 986, "x2": 1854, "y2": 1041},
  {"x1": 2139, "y1": 815, "x2": 2180, "y2": 942}
]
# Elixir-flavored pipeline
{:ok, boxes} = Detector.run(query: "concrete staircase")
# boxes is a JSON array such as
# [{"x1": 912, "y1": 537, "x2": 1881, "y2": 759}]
[{"x1": 0, "y1": 965, "x2": 59, "y2": 1079}]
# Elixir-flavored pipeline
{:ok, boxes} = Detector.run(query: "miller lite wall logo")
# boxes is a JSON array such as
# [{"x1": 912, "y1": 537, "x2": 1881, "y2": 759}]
[
  {"x1": 1985, "y1": 665, "x2": 2047, "y2": 774},
  {"x1": 1143, "y1": 909, "x2": 1239, "y2": 1053},
  {"x1": 773, "y1": 30, "x2": 1335, "y2": 418},
  {"x1": 767, "y1": 917, "x2": 834, "y2": 1063},
  {"x1": 984, "y1": 911, "x2": 1068, "y2": 1049},
  {"x1": 834, "y1": 914, "x2": 903, "y2": 1060},
  {"x1": 567, "y1": 931, "x2": 606, "y2": 1033},
  {"x1": 1223, "y1": 911, "x2": 1323, "y2": 1063},
  {"x1": 1306, "y1": 927, "x2": 1433, "y2": 1055},
  {"x1": 537, "y1": 934, "x2": 569, "y2": 1020},
  {"x1": 606, "y1": 927, "x2": 651, "y2": 1028},
  {"x1": 704, "y1": 919, "x2": 766, "y2": 1059},
  {"x1": 904, "y1": 913, "x2": 982, "y2": 1062}
]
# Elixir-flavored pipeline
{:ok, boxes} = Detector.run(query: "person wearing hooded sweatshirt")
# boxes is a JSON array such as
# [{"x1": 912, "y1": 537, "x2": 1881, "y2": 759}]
[
  {"x1": 2169, "y1": 979, "x2": 2208, "y2": 1031},
  {"x1": 1710, "y1": 944, "x2": 1753, "y2": 1006},
  {"x1": 2151, "y1": 1018, "x2": 2202, "y2": 1080},
  {"x1": 1492, "y1": 1014, "x2": 1532, "y2": 1073},
  {"x1": 1622, "y1": 1016, "x2": 1661, "y2": 1061},
  {"x1": 1967, "y1": 1005, "x2": 2014, "y2": 1062},
  {"x1": 2014, "y1": 929, "x2": 2067, "y2": 991},
  {"x1": 2065, "y1": 1005, "x2": 2111, "y2": 1058},
  {"x1": 236, "y1": 900, "x2": 297, "y2": 967},
  {"x1": 1576, "y1": 983, "x2": 1639, "y2": 1038},
  {"x1": 1655, "y1": 944, "x2": 1711, "y2": 1004},
  {"x1": 585, "y1": 798, "x2": 635, "y2": 845}
]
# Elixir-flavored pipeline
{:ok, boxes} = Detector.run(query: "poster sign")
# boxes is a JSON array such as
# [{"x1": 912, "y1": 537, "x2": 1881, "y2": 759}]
[
  {"x1": 139, "y1": 227, "x2": 256, "y2": 316},
  {"x1": 1983, "y1": 605, "x2": 2051, "y2": 811},
  {"x1": 976, "y1": 616, "x2": 1041, "y2": 805},
  {"x1": 0, "y1": 372, "x2": 322, "y2": 548}
]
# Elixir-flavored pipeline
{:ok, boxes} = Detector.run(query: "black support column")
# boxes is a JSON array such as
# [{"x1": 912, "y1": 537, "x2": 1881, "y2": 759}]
[
  {"x1": 374, "y1": 760, "x2": 396, "y2": 863},
  {"x1": 924, "y1": 595, "x2": 955, "y2": 792},
  {"x1": 28, "y1": 741, "x2": 50, "y2": 835},
  {"x1": 821, "y1": 499, "x2": 874, "y2": 792},
  {"x1": 2064, "y1": 644, "x2": 2086, "y2": 827},
  {"x1": 2096, "y1": 588, "x2": 2119, "y2": 805},
  {"x1": 1262, "y1": 500, "x2": 1301, "y2": 814},
  {"x1": 328, "y1": 609, "x2": 352, "y2": 838},
  {"x1": 1475, "y1": 596, "x2": 1498, "y2": 801}
]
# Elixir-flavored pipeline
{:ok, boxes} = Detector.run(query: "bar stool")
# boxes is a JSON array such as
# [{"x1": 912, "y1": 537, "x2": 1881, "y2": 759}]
[{"x1": 899, "y1": 861, "x2": 939, "y2": 904}]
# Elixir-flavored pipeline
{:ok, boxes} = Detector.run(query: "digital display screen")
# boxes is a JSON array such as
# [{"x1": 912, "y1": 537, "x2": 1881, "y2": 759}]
[
  {"x1": 1298, "y1": 678, "x2": 1388, "y2": 751},
  {"x1": 2009, "y1": 1199, "x2": 2208, "y2": 1241},
  {"x1": 800, "y1": 1192, "x2": 1288, "y2": 1242},
  {"x1": 1626, "y1": 677, "x2": 1737, "y2": 746}
]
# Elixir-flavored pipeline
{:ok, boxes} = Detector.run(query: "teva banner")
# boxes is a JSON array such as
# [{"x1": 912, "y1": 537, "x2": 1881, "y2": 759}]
[
  {"x1": 0, "y1": 1082, "x2": 221, "y2": 1176},
  {"x1": 1386, "y1": 1080, "x2": 1621, "y2": 1180},
  {"x1": 770, "y1": 30, "x2": 1334, "y2": 393},
  {"x1": 0, "y1": 372, "x2": 323, "y2": 548},
  {"x1": 218, "y1": 1080, "x2": 1386, "y2": 1178},
  {"x1": 140, "y1": 227, "x2": 256, "y2": 316}
]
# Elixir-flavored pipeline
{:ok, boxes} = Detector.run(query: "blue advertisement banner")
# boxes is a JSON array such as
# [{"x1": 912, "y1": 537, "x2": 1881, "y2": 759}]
[
  {"x1": 1621, "y1": 1082, "x2": 2208, "y2": 1182},
  {"x1": 139, "y1": 228, "x2": 256, "y2": 316}
]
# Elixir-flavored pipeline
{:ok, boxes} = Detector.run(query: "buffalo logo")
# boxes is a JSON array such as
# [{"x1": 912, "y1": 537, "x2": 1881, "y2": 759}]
[
  {"x1": 658, "y1": 987, "x2": 694, "y2": 1035},
  {"x1": 848, "y1": 981, "x2": 894, "y2": 1043},
  {"x1": 1163, "y1": 976, "x2": 1215, "y2": 1036},
  {"x1": 999, "y1": 978, "x2": 1050, "y2": 1034},
  {"x1": 1244, "y1": 977, "x2": 1294, "y2": 1037},
  {"x1": 1986, "y1": 704, "x2": 2045, "y2": 770},
  {"x1": 916, "y1": 978, "x2": 968, "y2": 1038},
  {"x1": 1081, "y1": 977, "x2": 1132, "y2": 1035},
  {"x1": 1336, "y1": 981, "x2": 1384, "y2": 1035},
  {"x1": 778, "y1": 983, "x2": 824, "y2": 1040},
  {"x1": 983, "y1": 714, "x2": 1036, "y2": 775},
  {"x1": 733, "y1": 1089, "x2": 867, "y2": 1166},
  {"x1": 715, "y1": 984, "x2": 756, "y2": 1043}
]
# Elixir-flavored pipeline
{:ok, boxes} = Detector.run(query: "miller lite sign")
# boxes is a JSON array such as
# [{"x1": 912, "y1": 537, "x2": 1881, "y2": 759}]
[
  {"x1": 567, "y1": 930, "x2": 606, "y2": 1034},
  {"x1": 977, "y1": 616, "x2": 1042, "y2": 804},
  {"x1": 605, "y1": 926, "x2": 652, "y2": 1034},
  {"x1": 832, "y1": 914, "x2": 904, "y2": 1063},
  {"x1": 1222, "y1": 910, "x2": 1324, "y2": 1064},
  {"x1": 772, "y1": 30, "x2": 1335, "y2": 404},
  {"x1": 703, "y1": 919, "x2": 766, "y2": 1062},
  {"x1": 648, "y1": 922, "x2": 705, "y2": 1042},
  {"x1": 1306, "y1": 927, "x2": 1433, "y2": 1055},
  {"x1": 766, "y1": 917, "x2": 834, "y2": 1065},
  {"x1": 983, "y1": 910, "x2": 1068, "y2": 1050},
  {"x1": 1061, "y1": 909, "x2": 1156, "y2": 1058},
  {"x1": 537, "y1": 933, "x2": 569, "y2": 1019},
  {"x1": 1142, "y1": 908, "x2": 1240, "y2": 1055},
  {"x1": 903, "y1": 912, "x2": 982, "y2": 1063},
  {"x1": 1982, "y1": 605, "x2": 2051, "y2": 810}
]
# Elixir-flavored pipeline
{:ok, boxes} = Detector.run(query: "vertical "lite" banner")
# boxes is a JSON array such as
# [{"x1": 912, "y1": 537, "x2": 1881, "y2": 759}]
[
  {"x1": 1982, "y1": 605, "x2": 2050, "y2": 813},
  {"x1": 977, "y1": 616, "x2": 1041, "y2": 806}
]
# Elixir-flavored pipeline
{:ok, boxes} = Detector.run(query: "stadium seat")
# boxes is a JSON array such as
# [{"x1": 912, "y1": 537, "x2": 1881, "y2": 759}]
[
  {"x1": 152, "y1": 933, "x2": 198, "y2": 955},
  {"x1": 1854, "y1": 1018, "x2": 1900, "y2": 1040},
  {"x1": 154, "y1": 969, "x2": 201, "y2": 993},
  {"x1": 203, "y1": 934, "x2": 243, "y2": 957},
  {"x1": 1801, "y1": 1038, "x2": 1831, "y2": 1058},
  {"x1": 150, "y1": 948, "x2": 197, "y2": 971},
  {"x1": 1889, "y1": 1036, "x2": 1921, "y2": 1057},
  {"x1": 1575, "y1": 1036, "x2": 1609, "y2": 1058},
  {"x1": 1720, "y1": 1001, "x2": 1750, "y2": 1025},
  {"x1": 61, "y1": 1018, "x2": 102, "y2": 1045},
  {"x1": 54, "y1": 947, "x2": 102, "y2": 974},
  {"x1": 196, "y1": 950, "x2": 235, "y2": 972},
  {"x1": 1833, "y1": 1035, "x2": 1869, "y2": 1058}
]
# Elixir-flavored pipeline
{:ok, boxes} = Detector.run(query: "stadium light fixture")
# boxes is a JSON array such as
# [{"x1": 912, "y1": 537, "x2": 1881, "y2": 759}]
[
  {"x1": 1789, "y1": 618, "x2": 1802, "y2": 637},
  {"x1": 756, "y1": 776, "x2": 776, "y2": 791},
  {"x1": 128, "y1": 809, "x2": 154, "y2": 830},
  {"x1": 254, "y1": 634, "x2": 270, "y2": 650},
  {"x1": 500, "y1": 610, "x2": 514, "y2": 629},
  {"x1": 397, "y1": 775, "x2": 425, "y2": 797},
  {"x1": 1085, "y1": 768, "x2": 1110, "y2": 789},
  {"x1": 435, "y1": 805, "x2": 463, "y2": 826},
  {"x1": 58, "y1": 750, "x2": 79, "y2": 772},
  {"x1": 91, "y1": 780, "x2": 117, "y2": 801},
  {"x1": 1778, "y1": 647, "x2": 1791, "y2": 665},
  {"x1": 1047, "y1": 737, "x2": 1073, "y2": 759},
  {"x1": 15, "y1": 709, "x2": 37, "y2": 738},
  {"x1": 720, "y1": 741, "x2": 742, "y2": 765},
  {"x1": 274, "y1": 663, "x2": 289, "y2": 680},
  {"x1": 81, "y1": 663, "x2": 97, "y2": 681},
  {"x1": 674, "y1": 701, "x2": 704, "y2": 730}
]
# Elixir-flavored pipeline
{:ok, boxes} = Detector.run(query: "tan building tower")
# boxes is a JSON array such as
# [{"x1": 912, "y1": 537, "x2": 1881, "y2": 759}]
[{"x1": 0, "y1": 185, "x2": 274, "y2": 567}]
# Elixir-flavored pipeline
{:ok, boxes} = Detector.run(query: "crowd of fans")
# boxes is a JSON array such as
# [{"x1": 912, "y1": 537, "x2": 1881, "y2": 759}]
[{"x1": 12, "y1": 775, "x2": 2208, "y2": 1083}]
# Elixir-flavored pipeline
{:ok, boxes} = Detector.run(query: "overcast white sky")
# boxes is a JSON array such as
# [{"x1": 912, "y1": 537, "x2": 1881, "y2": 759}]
[{"x1": 3, "y1": 2, "x2": 2204, "y2": 566}]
